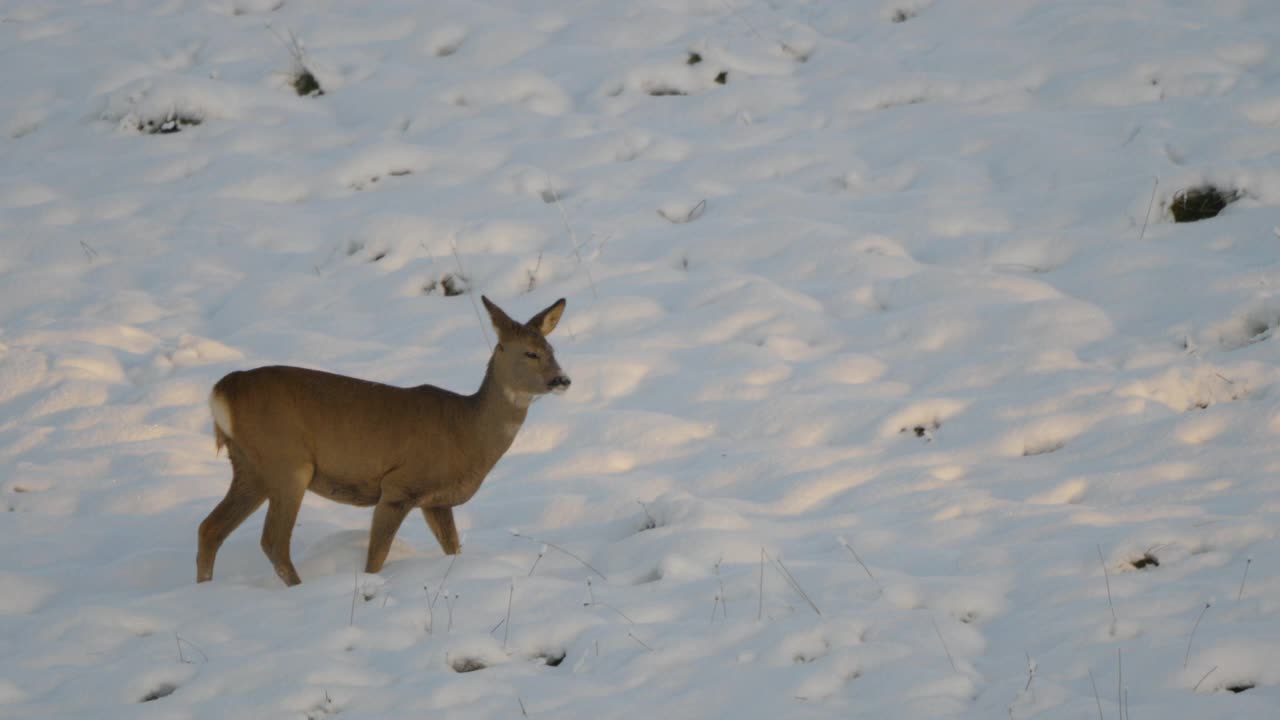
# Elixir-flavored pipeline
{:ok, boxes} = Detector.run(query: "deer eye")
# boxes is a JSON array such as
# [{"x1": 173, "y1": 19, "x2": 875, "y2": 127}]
[{"x1": 524, "y1": 351, "x2": 540, "y2": 360}]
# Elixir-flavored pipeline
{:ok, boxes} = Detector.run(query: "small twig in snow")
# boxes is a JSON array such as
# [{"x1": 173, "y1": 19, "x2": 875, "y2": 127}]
[
  {"x1": 1088, "y1": 669, "x2": 1104, "y2": 720},
  {"x1": 686, "y1": 199, "x2": 706, "y2": 222},
  {"x1": 714, "y1": 557, "x2": 727, "y2": 621},
  {"x1": 1184, "y1": 601, "x2": 1211, "y2": 668},
  {"x1": 527, "y1": 544, "x2": 547, "y2": 577},
  {"x1": 174, "y1": 633, "x2": 207, "y2": 664},
  {"x1": 349, "y1": 567, "x2": 359, "y2": 627},
  {"x1": 838, "y1": 535, "x2": 882, "y2": 591},
  {"x1": 450, "y1": 234, "x2": 491, "y2": 351},
  {"x1": 1009, "y1": 653, "x2": 1037, "y2": 719},
  {"x1": 518, "y1": 697, "x2": 529, "y2": 718},
  {"x1": 767, "y1": 550, "x2": 821, "y2": 616},
  {"x1": 1138, "y1": 176, "x2": 1159, "y2": 242},
  {"x1": 426, "y1": 554, "x2": 459, "y2": 626},
  {"x1": 582, "y1": 577, "x2": 636, "y2": 624},
  {"x1": 637, "y1": 500, "x2": 657, "y2": 530},
  {"x1": 545, "y1": 178, "x2": 597, "y2": 300},
  {"x1": 502, "y1": 579, "x2": 514, "y2": 648},
  {"x1": 1117, "y1": 648, "x2": 1123, "y2": 720},
  {"x1": 757, "y1": 547, "x2": 765, "y2": 621},
  {"x1": 445, "y1": 591, "x2": 458, "y2": 633},
  {"x1": 628, "y1": 632, "x2": 653, "y2": 651},
  {"x1": 1192, "y1": 665, "x2": 1218, "y2": 692},
  {"x1": 1237, "y1": 557, "x2": 1252, "y2": 601},
  {"x1": 932, "y1": 616, "x2": 957, "y2": 672},
  {"x1": 1097, "y1": 545, "x2": 1117, "y2": 634},
  {"x1": 525, "y1": 251, "x2": 543, "y2": 293}
]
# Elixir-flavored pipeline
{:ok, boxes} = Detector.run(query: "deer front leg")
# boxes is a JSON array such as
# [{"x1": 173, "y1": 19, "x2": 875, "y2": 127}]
[
  {"x1": 365, "y1": 497, "x2": 414, "y2": 575},
  {"x1": 422, "y1": 506, "x2": 460, "y2": 555}
]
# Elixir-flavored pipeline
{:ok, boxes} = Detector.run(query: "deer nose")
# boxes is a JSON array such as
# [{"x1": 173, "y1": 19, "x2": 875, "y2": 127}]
[{"x1": 548, "y1": 375, "x2": 571, "y2": 391}]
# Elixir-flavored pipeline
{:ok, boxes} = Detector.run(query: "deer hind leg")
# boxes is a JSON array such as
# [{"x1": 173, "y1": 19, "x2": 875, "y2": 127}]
[
  {"x1": 423, "y1": 506, "x2": 461, "y2": 555},
  {"x1": 259, "y1": 462, "x2": 314, "y2": 587},
  {"x1": 197, "y1": 448, "x2": 267, "y2": 583}
]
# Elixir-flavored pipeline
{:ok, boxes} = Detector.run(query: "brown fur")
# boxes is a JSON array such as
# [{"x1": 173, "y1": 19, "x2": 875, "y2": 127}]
[{"x1": 197, "y1": 296, "x2": 569, "y2": 586}]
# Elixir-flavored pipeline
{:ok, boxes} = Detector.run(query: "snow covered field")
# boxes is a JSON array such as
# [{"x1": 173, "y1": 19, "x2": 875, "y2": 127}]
[{"x1": 3, "y1": 0, "x2": 1280, "y2": 717}]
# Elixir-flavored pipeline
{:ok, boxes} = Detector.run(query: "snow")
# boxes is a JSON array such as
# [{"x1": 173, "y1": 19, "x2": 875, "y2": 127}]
[{"x1": 2, "y1": 0, "x2": 1280, "y2": 717}]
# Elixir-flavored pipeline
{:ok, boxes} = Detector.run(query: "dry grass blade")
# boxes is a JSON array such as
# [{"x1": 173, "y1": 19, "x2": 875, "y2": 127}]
[
  {"x1": 1097, "y1": 545, "x2": 1117, "y2": 633},
  {"x1": 512, "y1": 531, "x2": 607, "y2": 580},
  {"x1": 757, "y1": 548, "x2": 765, "y2": 620},
  {"x1": 838, "y1": 535, "x2": 881, "y2": 591},
  {"x1": 449, "y1": 235, "x2": 491, "y2": 350},
  {"x1": 1184, "y1": 602, "x2": 1211, "y2": 668},
  {"x1": 765, "y1": 549, "x2": 821, "y2": 616},
  {"x1": 545, "y1": 178, "x2": 597, "y2": 300},
  {"x1": 1088, "y1": 669, "x2": 1103, "y2": 720},
  {"x1": 1138, "y1": 176, "x2": 1158, "y2": 241},
  {"x1": 503, "y1": 579, "x2": 514, "y2": 648},
  {"x1": 931, "y1": 616, "x2": 957, "y2": 672},
  {"x1": 1192, "y1": 665, "x2": 1218, "y2": 692}
]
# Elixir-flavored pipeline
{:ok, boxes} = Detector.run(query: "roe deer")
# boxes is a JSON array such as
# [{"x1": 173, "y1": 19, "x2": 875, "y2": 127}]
[{"x1": 197, "y1": 296, "x2": 569, "y2": 586}]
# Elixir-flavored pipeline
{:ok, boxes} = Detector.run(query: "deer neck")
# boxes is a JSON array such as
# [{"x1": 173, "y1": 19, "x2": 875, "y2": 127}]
[{"x1": 470, "y1": 356, "x2": 531, "y2": 454}]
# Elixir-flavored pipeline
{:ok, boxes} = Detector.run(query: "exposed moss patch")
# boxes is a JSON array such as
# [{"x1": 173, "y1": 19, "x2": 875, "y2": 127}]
[
  {"x1": 686, "y1": 51, "x2": 703, "y2": 65},
  {"x1": 714, "y1": 71, "x2": 728, "y2": 85},
  {"x1": 1170, "y1": 185, "x2": 1240, "y2": 223}
]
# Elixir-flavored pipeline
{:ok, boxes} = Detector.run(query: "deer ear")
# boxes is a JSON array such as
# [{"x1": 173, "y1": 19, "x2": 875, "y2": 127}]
[
  {"x1": 526, "y1": 298, "x2": 566, "y2": 336},
  {"x1": 482, "y1": 296, "x2": 520, "y2": 338}
]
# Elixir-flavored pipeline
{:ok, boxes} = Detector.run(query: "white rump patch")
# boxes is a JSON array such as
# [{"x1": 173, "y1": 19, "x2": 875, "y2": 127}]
[{"x1": 209, "y1": 390, "x2": 234, "y2": 438}]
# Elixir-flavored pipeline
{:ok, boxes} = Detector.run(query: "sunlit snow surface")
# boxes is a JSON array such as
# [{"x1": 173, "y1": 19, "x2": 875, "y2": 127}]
[{"x1": 2, "y1": 1, "x2": 1280, "y2": 717}]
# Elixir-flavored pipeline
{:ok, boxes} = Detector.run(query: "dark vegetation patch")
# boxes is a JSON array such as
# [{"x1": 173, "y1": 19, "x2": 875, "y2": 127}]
[
  {"x1": 1130, "y1": 552, "x2": 1159, "y2": 570},
  {"x1": 293, "y1": 67, "x2": 324, "y2": 97},
  {"x1": 138, "y1": 113, "x2": 202, "y2": 135},
  {"x1": 714, "y1": 71, "x2": 728, "y2": 85},
  {"x1": 631, "y1": 567, "x2": 663, "y2": 585},
  {"x1": 637, "y1": 500, "x2": 658, "y2": 531},
  {"x1": 686, "y1": 52, "x2": 702, "y2": 65},
  {"x1": 891, "y1": 9, "x2": 917, "y2": 23},
  {"x1": 534, "y1": 650, "x2": 566, "y2": 667},
  {"x1": 646, "y1": 85, "x2": 688, "y2": 97},
  {"x1": 900, "y1": 420, "x2": 940, "y2": 439},
  {"x1": 1225, "y1": 683, "x2": 1255, "y2": 694},
  {"x1": 1169, "y1": 185, "x2": 1240, "y2": 223},
  {"x1": 450, "y1": 657, "x2": 487, "y2": 673},
  {"x1": 422, "y1": 273, "x2": 470, "y2": 296}
]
